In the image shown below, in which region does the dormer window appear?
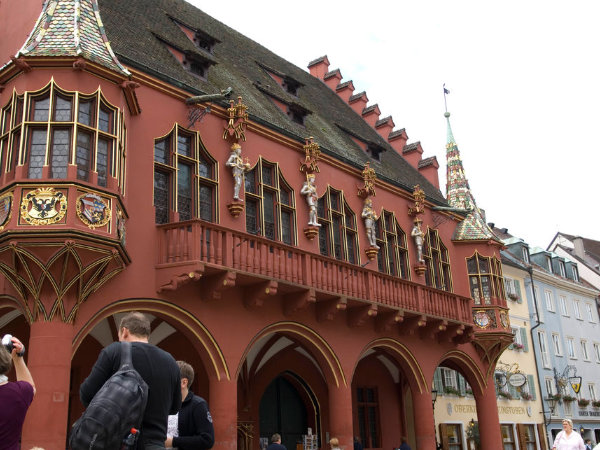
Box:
[282,77,300,96]
[558,260,566,277]
[546,255,552,273]
[572,265,579,282]
[183,53,211,78]
[522,246,530,263]
[287,104,307,126]
[366,145,383,161]
[194,31,217,53]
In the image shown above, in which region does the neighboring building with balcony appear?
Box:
[0,1,513,449]
[502,236,600,446]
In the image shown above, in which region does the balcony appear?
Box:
[156,220,474,337]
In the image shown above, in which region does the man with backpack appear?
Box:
[79,312,182,449]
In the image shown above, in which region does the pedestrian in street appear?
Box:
[0,335,35,450]
[399,437,411,450]
[267,434,287,450]
[165,360,214,450]
[329,438,341,450]
[80,311,181,449]
[552,418,585,450]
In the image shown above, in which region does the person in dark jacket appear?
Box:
[266,433,286,450]
[80,312,181,450]
[165,360,215,450]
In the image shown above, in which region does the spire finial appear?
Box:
[443,84,450,113]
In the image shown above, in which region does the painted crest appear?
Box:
[20,187,67,225]
[76,193,111,229]
[0,192,13,231]
[499,311,509,329]
[473,310,490,329]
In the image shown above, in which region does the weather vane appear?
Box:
[443,84,450,113]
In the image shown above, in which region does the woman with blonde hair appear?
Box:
[329,437,341,450]
[552,418,585,450]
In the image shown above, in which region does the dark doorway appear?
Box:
[260,375,308,450]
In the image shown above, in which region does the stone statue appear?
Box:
[300,174,321,227]
[361,198,379,249]
[225,143,251,201]
[411,222,425,263]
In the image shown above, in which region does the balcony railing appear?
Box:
[156,220,473,324]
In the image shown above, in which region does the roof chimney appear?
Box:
[417,156,440,189]
[362,104,381,127]
[336,80,355,103]
[307,55,330,79]
[323,69,342,90]
[573,236,585,259]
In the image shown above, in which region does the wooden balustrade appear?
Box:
[156,220,473,323]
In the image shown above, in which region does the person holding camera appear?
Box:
[0,335,36,450]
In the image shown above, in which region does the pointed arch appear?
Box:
[436,349,487,396]
[236,321,346,388]
[72,298,229,381]
[355,337,427,394]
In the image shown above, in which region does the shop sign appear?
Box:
[508,373,526,387]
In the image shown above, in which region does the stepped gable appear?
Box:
[444,111,500,242]
[18,0,129,76]
[97,0,446,205]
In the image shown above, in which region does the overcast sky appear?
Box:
[190,0,598,250]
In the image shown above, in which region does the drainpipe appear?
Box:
[527,265,552,448]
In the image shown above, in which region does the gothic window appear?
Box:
[317,187,358,264]
[466,252,504,305]
[153,124,218,224]
[244,158,295,245]
[0,81,126,192]
[375,210,409,279]
[423,228,452,291]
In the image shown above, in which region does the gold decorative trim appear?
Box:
[76,192,111,229]
[0,192,14,231]
[20,187,67,225]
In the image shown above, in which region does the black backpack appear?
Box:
[69,342,149,450]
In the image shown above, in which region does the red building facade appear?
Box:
[0,1,512,449]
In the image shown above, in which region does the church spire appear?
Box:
[443,104,498,242]
[16,0,129,76]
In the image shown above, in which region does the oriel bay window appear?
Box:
[317,187,358,264]
[466,252,504,305]
[423,228,452,291]
[375,210,409,278]
[153,124,218,224]
[0,80,126,192]
[244,158,295,245]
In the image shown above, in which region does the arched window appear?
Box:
[0,81,126,192]
[423,228,452,291]
[317,187,358,264]
[467,252,505,305]
[375,210,409,278]
[153,124,217,224]
[244,158,295,245]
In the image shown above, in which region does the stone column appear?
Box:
[475,378,503,449]
[21,319,74,450]
[210,377,238,450]
[412,390,437,450]
[328,384,354,450]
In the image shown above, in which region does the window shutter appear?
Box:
[516,424,527,450]
[514,279,522,303]
[521,328,529,352]
[433,368,444,394]
[439,424,449,449]
[527,375,536,400]
[458,373,466,396]
[537,423,549,450]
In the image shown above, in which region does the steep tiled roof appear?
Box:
[96,0,447,204]
[18,0,130,76]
